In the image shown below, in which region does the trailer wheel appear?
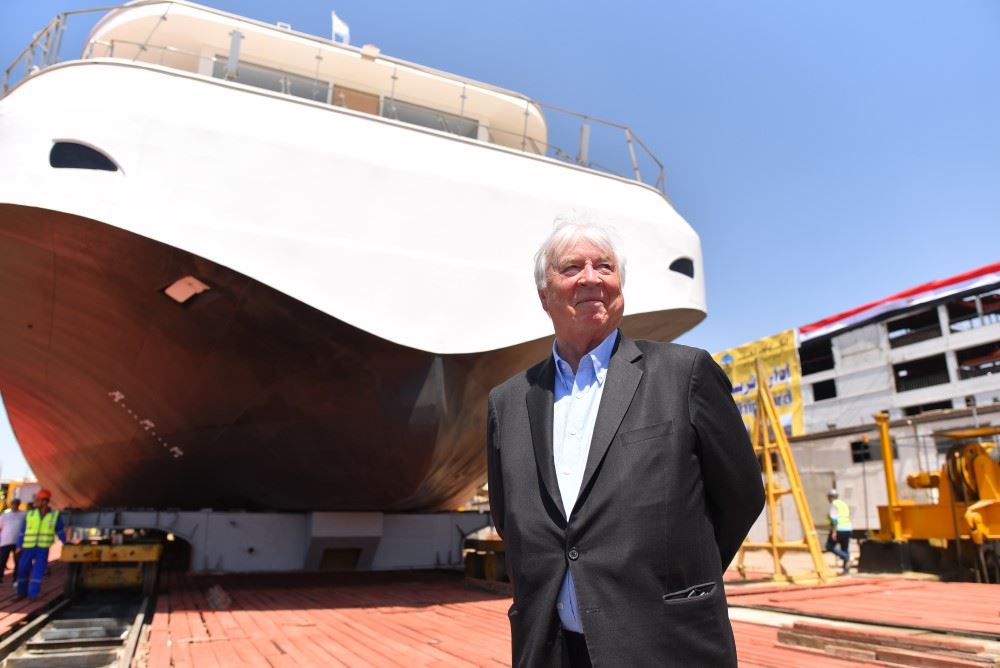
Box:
[141,562,158,597]
[984,544,1000,584]
[64,562,81,599]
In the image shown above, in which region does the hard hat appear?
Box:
[35,489,52,501]
[827,488,838,497]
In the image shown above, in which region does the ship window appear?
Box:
[799,337,834,375]
[886,308,941,348]
[812,379,837,402]
[213,57,329,103]
[382,98,478,138]
[669,257,695,278]
[893,354,950,392]
[49,142,118,171]
[332,85,379,115]
[956,340,1000,380]
[903,400,953,416]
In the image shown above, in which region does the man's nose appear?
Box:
[578,263,599,283]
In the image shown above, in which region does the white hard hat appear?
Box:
[827,488,838,497]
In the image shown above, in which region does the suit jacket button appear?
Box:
[568,548,579,561]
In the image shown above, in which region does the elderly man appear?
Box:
[487,219,764,667]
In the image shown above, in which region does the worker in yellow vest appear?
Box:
[16,489,66,601]
[825,488,852,575]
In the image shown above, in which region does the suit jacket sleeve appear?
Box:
[486,393,505,539]
[689,349,764,568]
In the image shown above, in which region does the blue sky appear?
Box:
[2,1,999,477]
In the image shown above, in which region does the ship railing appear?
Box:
[2,3,668,196]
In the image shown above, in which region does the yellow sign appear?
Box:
[713,329,803,436]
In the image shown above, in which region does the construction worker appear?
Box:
[16,490,66,600]
[0,499,26,583]
[825,488,852,575]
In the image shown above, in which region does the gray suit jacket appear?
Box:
[487,336,764,667]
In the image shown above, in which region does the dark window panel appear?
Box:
[887,309,941,349]
[893,354,950,392]
[382,98,478,139]
[812,379,837,402]
[956,340,1000,380]
[800,337,834,375]
[902,400,953,416]
[850,438,896,463]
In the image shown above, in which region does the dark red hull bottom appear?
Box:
[0,204,550,511]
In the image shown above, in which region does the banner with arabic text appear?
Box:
[712,329,803,436]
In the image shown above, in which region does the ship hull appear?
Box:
[0,58,706,511]
[0,203,557,510]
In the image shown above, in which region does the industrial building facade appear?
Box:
[733,262,1000,536]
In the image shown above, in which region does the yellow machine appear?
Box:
[62,530,163,598]
[861,416,1000,582]
[1,480,40,507]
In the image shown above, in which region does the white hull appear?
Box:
[0,60,705,353]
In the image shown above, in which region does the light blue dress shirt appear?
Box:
[551,329,618,633]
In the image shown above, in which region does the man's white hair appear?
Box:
[533,213,626,290]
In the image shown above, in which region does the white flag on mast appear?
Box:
[331,11,350,45]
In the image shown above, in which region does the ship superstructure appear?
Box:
[0,1,706,511]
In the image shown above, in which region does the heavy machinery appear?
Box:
[62,528,163,598]
[859,415,1000,582]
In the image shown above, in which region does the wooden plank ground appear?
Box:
[141,570,888,668]
[0,545,66,639]
[726,576,1000,637]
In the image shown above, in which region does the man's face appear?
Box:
[539,239,624,342]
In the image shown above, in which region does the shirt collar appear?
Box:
[552,329,619,387]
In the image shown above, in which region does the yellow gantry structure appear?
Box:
[736,359,835,583]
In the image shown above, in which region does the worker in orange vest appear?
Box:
[16,490,66,600]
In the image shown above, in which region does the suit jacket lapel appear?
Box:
[525,356,567,520]
[573,336,643,516]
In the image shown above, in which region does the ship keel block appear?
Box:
[65,510,490,573]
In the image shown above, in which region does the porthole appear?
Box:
[49,142,119,171]
[669,257,695,279]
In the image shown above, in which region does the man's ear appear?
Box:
[538,289,549,313]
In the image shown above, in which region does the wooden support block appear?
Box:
[874,646,994,668]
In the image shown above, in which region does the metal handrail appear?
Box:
[2,1,669,194]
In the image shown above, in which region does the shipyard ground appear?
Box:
[1,548,998,667]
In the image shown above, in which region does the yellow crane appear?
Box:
[862,417,1000,583]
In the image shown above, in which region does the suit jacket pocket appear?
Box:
[661,580,717,605]
[619,420,673,446]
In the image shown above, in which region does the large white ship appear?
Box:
[0,0,706,511]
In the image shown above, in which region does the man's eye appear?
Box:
[561,266,581,276]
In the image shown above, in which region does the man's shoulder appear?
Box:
[490,357,548,401]
[630,338,707,368]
